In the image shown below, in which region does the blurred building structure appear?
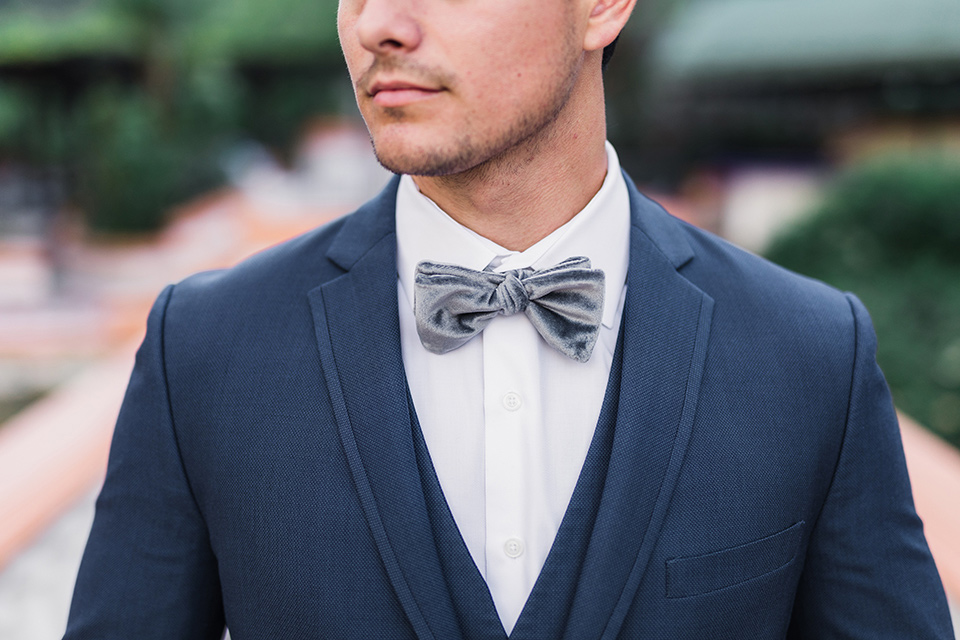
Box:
[649,0,960,161]
[640,0,960,249]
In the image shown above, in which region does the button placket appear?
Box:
[481,310,544,630]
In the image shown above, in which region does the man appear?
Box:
[65,0,954,638]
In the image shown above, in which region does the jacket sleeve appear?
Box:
[787,294,955,638]
[64,285,225,639]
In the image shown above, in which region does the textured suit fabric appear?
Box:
[64,174,954,639]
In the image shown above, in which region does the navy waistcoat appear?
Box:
[409,330,625,639]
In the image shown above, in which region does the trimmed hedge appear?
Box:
[766,155,960,448]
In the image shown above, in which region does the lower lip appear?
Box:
[372,88,442,108]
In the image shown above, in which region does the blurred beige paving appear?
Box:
[0,489,96,639]
[900,413,960,604]
[0,346,134,571]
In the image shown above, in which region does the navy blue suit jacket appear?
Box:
[65,175,954,638]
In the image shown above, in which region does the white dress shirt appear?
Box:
[396,142,631,635]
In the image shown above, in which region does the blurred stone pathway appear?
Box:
[0,489,96,640]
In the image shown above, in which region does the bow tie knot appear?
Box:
[494,270,532,316]
[414,256,605,362]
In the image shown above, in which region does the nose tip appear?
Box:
[355,1,423,54]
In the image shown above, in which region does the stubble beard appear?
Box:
[365,49,583,179]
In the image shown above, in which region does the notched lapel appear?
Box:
[563,188,715,640]
[307,183,462,640]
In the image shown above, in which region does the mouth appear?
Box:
[367,79,444,108]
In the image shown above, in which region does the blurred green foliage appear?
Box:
[185,0,341,63]
[0,6,138,63]
[0,0,343,233]
[71,85,230,231]
[766,155,960,447]
[0,83,30,149]
[0,0,340,64]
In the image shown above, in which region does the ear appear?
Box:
[582,0,637,53]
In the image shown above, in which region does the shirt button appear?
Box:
[502,392,522,412]
[504,538,524,559]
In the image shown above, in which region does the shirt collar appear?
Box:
[396,141,630,329]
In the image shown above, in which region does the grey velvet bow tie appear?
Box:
[413,256,605,363]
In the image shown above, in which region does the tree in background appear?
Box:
[0,0,342,233]
[766,154,960,447]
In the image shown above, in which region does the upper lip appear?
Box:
[368,79,441,96]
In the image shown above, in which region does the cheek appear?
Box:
[336,11,363,81]
[472,40,567,108]
[340,45,367,88]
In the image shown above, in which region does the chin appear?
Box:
[370,135,480,177]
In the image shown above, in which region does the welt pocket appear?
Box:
[665,520,805,598]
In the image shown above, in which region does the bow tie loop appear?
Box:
[414,257,605,362]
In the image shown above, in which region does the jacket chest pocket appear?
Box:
[665,521,805,598]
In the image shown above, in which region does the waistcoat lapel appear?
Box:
[410,332,621,640]
[508,326,625,640]
[307,178,461,640]
[561,178,715,640]
[410,394,508,640]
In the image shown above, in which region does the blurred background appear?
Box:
[0,0,958,636]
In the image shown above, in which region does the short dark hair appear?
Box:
[601,36,620,71]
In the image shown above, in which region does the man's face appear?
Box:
[338,0,588,177]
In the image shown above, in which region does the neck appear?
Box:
[411,62,609,252]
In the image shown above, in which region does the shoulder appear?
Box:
[169,214,350,317]
[164,176,400,325]
[627,184,867,417]
[141,182,397,379]
[631,192,872,467]
[139,216,352,385]
[683,221,853,327]
[632,185,857,342]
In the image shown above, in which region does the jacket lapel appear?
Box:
[563,177,715,640]
[307,178,462,640]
